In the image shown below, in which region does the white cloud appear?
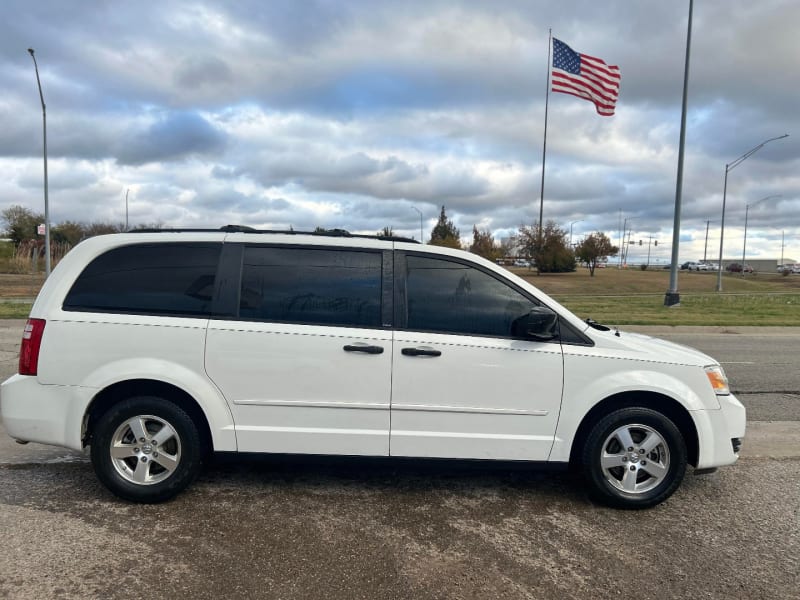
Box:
[1,0,798,263]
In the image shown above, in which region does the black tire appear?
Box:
[581,407,687,509]
[90,396,202,503]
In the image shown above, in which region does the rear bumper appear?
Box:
[692,393,746,470]
[0,374,96,450]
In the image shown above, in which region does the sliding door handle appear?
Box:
[401,347,442,357]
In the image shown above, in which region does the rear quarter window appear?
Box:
[63,243,221,317]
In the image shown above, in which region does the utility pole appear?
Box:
[781,230,785,267]
[645,235,657,268]
[703,220,710,262]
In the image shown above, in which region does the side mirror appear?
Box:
[512,307,558,341]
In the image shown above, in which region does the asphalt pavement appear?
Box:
[1,321,798,599]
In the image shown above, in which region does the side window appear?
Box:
[63,243,221,317]
[240,247,382,328]
[405,255,541,337]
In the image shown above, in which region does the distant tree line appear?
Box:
[3,201,618,277]
[1,205,161,247]
[388,205,619,276]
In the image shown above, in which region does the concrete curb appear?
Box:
[739,421,800,459]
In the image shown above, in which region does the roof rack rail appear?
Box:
[128,225,420,243]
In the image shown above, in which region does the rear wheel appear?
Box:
[90,397,202,503]
[582,407,687,509]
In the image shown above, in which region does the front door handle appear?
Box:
[401,347,442,357]
[343,344,384,354]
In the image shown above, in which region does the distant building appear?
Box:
[721,258,796,272]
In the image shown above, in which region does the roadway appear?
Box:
[0,321,798,599]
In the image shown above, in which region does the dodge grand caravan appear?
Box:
[0,227,746,508]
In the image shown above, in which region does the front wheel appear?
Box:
[90,397,202,503]
[582,407,687,509]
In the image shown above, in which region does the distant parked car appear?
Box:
[702,262,720,271]
[726,263,753,273]
[685,262,709,271]
[777,264,800,274]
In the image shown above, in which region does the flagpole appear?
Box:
[538,29,552,237]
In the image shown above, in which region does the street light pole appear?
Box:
[27,48,51,277]
[569,220,583,247]
[412,206,423,243]
[664,0,693,307]
[715,134,789,292]
[742,195,780,276]
[125,188,130,231]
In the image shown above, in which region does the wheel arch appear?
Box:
[83,379,215,460]
[568,391,699,468]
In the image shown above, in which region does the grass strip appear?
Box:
[557,293,800,326]
[0,302,34,319]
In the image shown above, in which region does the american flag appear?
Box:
[551,38,621,116]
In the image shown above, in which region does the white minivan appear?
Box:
[0,228,745,508]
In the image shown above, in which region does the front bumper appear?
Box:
[692,392,747,470]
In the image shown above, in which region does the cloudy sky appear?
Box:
[2,0,798,263]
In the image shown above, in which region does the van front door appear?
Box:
[390,253,564,461]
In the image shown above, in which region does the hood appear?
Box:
[583,328,718,367]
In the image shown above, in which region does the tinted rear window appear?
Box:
[63,243,221,317]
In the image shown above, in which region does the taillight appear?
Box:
[19,318,46,376]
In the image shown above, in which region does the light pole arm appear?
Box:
[28,50,46,112]
[727,134,789,173]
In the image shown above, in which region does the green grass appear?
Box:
[0,302,33,319]
[507,267,800,326]
[558,293,800,326]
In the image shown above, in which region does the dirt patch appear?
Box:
[0,273,44,298]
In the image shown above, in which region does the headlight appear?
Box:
[705,365,730,395]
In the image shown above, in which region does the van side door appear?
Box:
[205,244,392,456]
